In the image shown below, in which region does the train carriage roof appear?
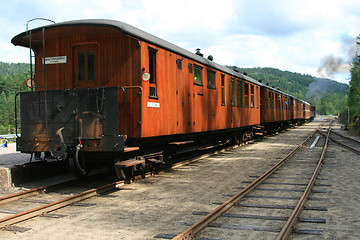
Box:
[12,19,261,85]
[12,19,310,104]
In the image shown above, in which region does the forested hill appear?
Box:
[0,62,29,94]
[229,66,349,115]
[0,62,30,134]
[230,66,348,100]
[0,62,29,76]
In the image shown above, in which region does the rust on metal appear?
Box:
[0,180,124,229]
[0,187,46,205]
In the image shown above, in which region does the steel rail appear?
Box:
[0,139,234,229]
[330,129,360,144]
[0,122,326,232]
[172,122,324,240]
[276,122,331,239]
[317,129,360,155]
[0,180,125,229]
[0,187,46,205]
[0,175,103,205]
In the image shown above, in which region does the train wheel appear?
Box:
[242,133,248,142]
[248,131,254,139]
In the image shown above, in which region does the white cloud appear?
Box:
[1,0,360,83]
[139,0,235,33]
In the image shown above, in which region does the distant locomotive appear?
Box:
[12,19,314,177]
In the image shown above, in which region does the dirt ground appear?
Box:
[0,118,359,239]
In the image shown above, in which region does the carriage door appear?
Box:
[176,59,192,134]
[73,44,99,88]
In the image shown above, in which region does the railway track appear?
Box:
[155,121,333,239]
[3,119,355,238]
[318,127,360,155]
[0,139,242,232]
[0,173,124,232]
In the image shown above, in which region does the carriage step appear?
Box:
[115,158,145,180]
[124,147,139,153]
[115,159,145,168]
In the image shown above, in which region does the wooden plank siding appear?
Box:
[139,42,260,138]
[304,103,311,119]
[30,26,142,138]
[260,87,293,124]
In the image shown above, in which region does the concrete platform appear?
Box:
[0,143,68,189]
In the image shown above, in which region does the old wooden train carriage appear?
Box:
[293,98,305,120]
[12,19,262,174]
[310,106,316,120]
[259,85,293,126]
[303,101,312,120]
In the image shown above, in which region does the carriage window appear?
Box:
[278,95,281,109]
[149,48,158,98]
[194,65,203,85]
[237,80,242,107]
[230,78,235,106]
[78,52,85,81]
[244,82,249,108]
[78,51,95,81]
[250,85,255,108]
[176,59,182,70]
[207,69,216,89]
[88,51,95,80]
[188,63,193,73]
[221,74,225,106]
[273,93,276,109]
[288,98,290,109]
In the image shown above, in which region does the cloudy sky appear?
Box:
[1,0,359,84]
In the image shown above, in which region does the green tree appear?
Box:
[347,35,360,133]
[0,62,30,134]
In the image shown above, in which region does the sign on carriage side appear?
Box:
[42,56,67,64]
[147,102,160,108]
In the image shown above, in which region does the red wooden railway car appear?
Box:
[310,106,316,120]
[292,98,304,120]
[259,85,293,126]
[12,19,262,175]
[259,83,312,127]
[303,101,312,120]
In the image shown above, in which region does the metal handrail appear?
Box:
[26,18,55,141]
[26,18,55,33]
[118,87,126,135]
[14,92,21,138]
